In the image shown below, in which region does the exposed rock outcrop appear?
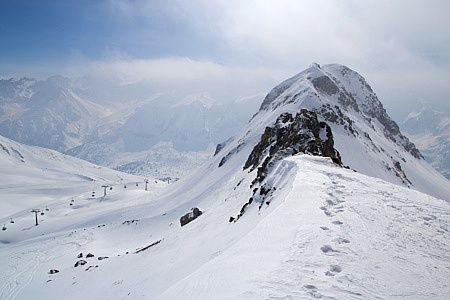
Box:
[180,207,203,227]
[244,109,342,177]
[230,109,342,222]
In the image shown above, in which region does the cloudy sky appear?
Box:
[1,0,449,119]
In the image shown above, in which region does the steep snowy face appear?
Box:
[260,63,421,160]
[216,63,450,201]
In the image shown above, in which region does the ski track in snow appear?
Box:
[1,242,51,299]
[0,230,93,299]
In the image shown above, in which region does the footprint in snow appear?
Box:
[422,215,436,222]
[325,265,342,276]
[320,206,333,217]
[320,245,337,253]
[333,237,350,244]
[304,284,317,289]
[304,285,322,298]
[326,199,336,206]
[331,220,343,225]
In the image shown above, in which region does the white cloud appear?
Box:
[4,0,449,120]
[191,0,450,118]
[79,57,284,103]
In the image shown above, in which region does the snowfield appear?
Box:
[1,155,449,299]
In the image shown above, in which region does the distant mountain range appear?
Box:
[1,66,449,184]
[0,76,260,180]
[402,108,450,180]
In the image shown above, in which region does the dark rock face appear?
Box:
[311,76,339,96]
[180,207,203,227]
[244,109,342,175]
[229,109,342,222]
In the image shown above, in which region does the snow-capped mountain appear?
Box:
[68,93,257,155]
[1,64,450,299]
[0,77,259,180]
[215,63,449,201]
[402,108,450,180]
[0,76,106,152]
[64,93,258,180]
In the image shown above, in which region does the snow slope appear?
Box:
[1,155,449,299]
[161,156,450,299]
[0,135,159,219]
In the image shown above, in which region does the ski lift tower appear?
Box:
[144,179,149,191]
[31,209,40,226]
[101,185,109,196]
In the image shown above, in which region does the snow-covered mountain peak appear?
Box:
[258,63,421,158]
[262,63,371,112]
[217,64,449,201]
